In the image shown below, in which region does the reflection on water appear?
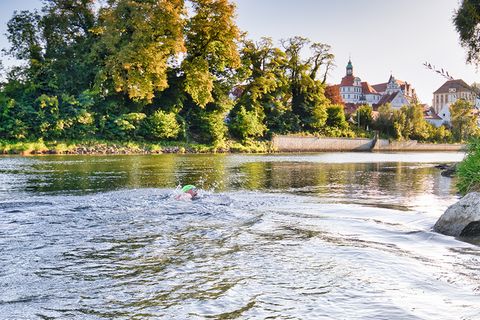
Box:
[0,153,462,216]
[0,153,463,197]
[1,152,479,319]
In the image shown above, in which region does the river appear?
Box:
[0,152,479,319]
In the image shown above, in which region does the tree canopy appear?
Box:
[0,0,466,146]
[454,0,480,66]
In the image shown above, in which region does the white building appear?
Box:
[432,79,480,124]
[339,60,417,110]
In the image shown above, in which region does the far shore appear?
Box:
[0,137,467,156]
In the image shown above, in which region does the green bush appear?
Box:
[325,104,348,129]
[141,110,181,140]
[229,106,266,142]
[188,110,228,147]
[113,113,146,139]
[457,138,480,195]
[355,105,373,130]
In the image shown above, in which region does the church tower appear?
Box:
[346,59,353,76]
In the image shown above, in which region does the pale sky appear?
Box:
[0,0,477,104]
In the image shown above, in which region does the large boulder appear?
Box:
[434,192,480,237]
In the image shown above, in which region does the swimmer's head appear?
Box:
[181,185,198,197]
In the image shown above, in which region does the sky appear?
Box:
[0,0,477,104]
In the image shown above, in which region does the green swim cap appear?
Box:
[181,185,196,193]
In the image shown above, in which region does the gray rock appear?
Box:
[440,163,457,177]
[434,192,480,237]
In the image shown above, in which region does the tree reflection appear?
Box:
[12,155,455,203]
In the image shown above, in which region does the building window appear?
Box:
[348,94,350,99]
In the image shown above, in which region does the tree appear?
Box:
[6,1,99,95]
[355,105,373,130]
[454,0,480,66]
[40,0,98,95]
[97,0,185,102]
[231,37,290,137]
[392,104,430,141]
[229,106,266,142]
[182,0,241,107]
[180,0,241,146]
[281,36,332,132]
[325,85,343,105]
[374,104,395,137]
[450,99,479,141]
[325,104,348,129]
[141,110,181,140]
[5,10,43,62]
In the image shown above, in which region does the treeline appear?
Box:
[358,100,479,143]
[0,0,477,147]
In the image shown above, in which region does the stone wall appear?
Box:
[272,135,466,152]
[271,136,374,152]
[372,139,466,152]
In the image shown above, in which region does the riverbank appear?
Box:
[0,140,273,155]
[0,136,468,155]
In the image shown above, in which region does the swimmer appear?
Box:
[175,185,199,201]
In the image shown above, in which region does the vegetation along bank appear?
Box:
[1,0,479,152]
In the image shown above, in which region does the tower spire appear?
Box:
[346,58,353,76]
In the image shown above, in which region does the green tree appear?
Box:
[450,99,479,141]
[181,0,241,145]
[355,105,373,130]
[392,104,430,141]
[6,1,98,95]
[229,106,266,142]
[325,104,348,129]
[374,104,395,137]
[281,36,333,132]
[40,0,98,95]
[182,0,241,107]
[141,110,181,140]
[97,0,185,102]
[454,0,480,66]
[231,37,289,137]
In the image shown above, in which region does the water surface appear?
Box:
[1,152,479,319]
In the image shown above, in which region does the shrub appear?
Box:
[113,113,146,139]
[141,110,180,140]
[457,138,480,195]
[229,106,266,142]
[325,104,348,129]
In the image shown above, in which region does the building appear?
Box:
[338,60,417,110]
[432,79,480,124]
[423,105,444,127]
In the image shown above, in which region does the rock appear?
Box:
[440,163,457,177]
[434,192,480,237]
[435,163,457,178]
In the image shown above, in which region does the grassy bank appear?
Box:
[457,138,480,195]
[0,139,273,155]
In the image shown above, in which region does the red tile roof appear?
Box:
[340,75,360,86]
[361,82,378,94]
[376,92,398,106]
[343,103,362,114]
[372,83,387,93]
[372,80,406,93]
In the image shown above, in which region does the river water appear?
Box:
[0,152,479,319]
